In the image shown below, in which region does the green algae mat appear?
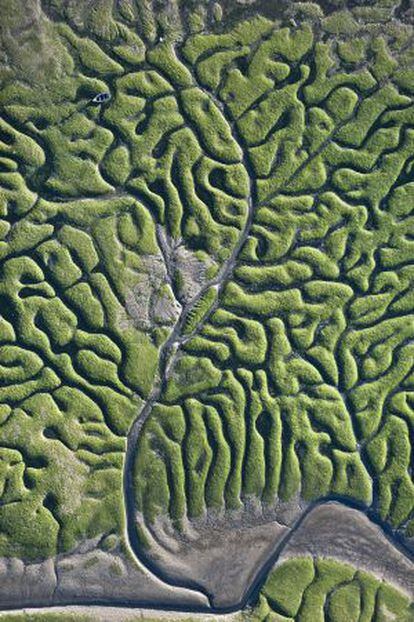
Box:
[0,0,414,619]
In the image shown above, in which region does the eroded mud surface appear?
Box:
[0,0,414,618]
[278,502,414,597]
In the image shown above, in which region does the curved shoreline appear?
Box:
[121,39,258,609]
[0,497,412,616]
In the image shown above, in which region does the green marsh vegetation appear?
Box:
[250,557,414,621]
[0,0,413,613]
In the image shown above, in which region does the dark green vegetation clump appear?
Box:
[251,557,414,621]
[0,0,413,612]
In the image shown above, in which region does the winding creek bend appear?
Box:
[0,0,413,616]
[122,47,258,605]
[0,498,412,615]
[119,48,414,613]
[119,42,414,615]
[120,490,414,613]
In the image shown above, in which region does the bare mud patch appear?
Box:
[135,497,305,608]
[277,502,414,598]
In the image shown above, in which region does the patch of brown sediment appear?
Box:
[173,244,214,303]
[120,254,181,331]
[54,536,207,606]
[0,536,208,609]
[156,228,215,304]
[135,497,305,609]
[0,556,56,607]
[277,502,414,598]
[0,605,238,621]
